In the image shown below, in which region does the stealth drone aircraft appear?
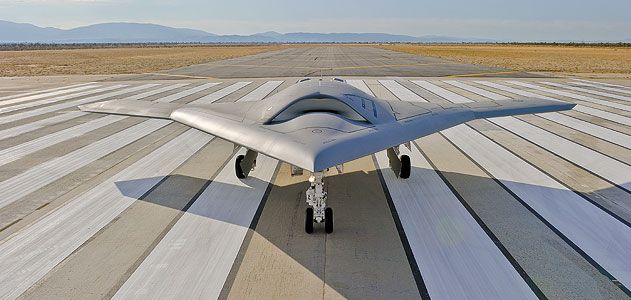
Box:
[80,78,575,233]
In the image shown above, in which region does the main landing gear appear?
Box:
[235,149,258,179]
[234,145,411,235]
[305,171,333,234]
[387,145,411,179]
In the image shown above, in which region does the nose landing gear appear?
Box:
[305,171,333,234]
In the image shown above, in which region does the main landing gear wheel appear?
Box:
[324,207,333,234]
[235,155,246,179]
[387,147,411,179]
[400,154,411,179]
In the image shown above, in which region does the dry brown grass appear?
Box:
[377,44,631,77]
[0,45,288,77]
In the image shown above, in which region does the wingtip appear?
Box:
[77,102,101,112]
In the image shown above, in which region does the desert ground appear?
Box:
[0,44,288,77]
[378,44,631,78]
[1,44,630,78]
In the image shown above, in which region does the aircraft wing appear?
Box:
[80,97,574,172]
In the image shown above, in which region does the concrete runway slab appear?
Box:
[225,158,420,299]
[124,46,540,80]
[0,66,630,299]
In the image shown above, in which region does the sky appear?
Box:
[1,0,630,41]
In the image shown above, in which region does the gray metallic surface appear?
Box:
[80,79,575,172]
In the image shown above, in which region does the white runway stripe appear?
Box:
[0,84,154,126]
[474,81,631,127]
[0,81,238,209]
[441,124,631,291]
[508,81,631,112]
[0,119,170,210]
[537,112,631,149]
[367,79,535,298]
[239,80,283,102]
[0,82,94,102]
[375,148,536,300]
[154,82,221,103]
[0,129,212,300]
[0,115,127,166]
[196,81,252,103]
[413,80,471,103]
[0,82,225,162]
[443,81,631,149]
[379,80,427,102]
[0,83,210,144]
[572,106,631,127]
[443,80,507,101]
[0,85,115,114]
[115,149,277,299]
[571,82,631,96]
[573,79,631,91]
[0,81,250,297]
[124,83,189,100]
[0,84,99,107]
[114,81,280,299]
[491,117,631,190]
[416,80,631,191]
[346,79,373,95]
[542,82,631,102]
[0,111,85,141]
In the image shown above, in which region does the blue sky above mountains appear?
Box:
[0,0,629,41]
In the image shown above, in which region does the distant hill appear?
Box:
[0,21,218,43]
[0,20,495,43]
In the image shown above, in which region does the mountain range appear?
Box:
[0,20,496,43]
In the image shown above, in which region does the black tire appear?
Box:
[305,207,314,234]
[400,155,411,179]
[235,155,246,179]
[324,207,333,234]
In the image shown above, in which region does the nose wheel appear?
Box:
[305,171,333,234]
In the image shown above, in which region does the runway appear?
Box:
[125,46,539,80]
[0,73,630,299]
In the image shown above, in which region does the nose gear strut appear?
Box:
[305,171,333,234]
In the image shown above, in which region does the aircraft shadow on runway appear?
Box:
[114,166,629,299]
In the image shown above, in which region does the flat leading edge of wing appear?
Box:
[79,97,575,172]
